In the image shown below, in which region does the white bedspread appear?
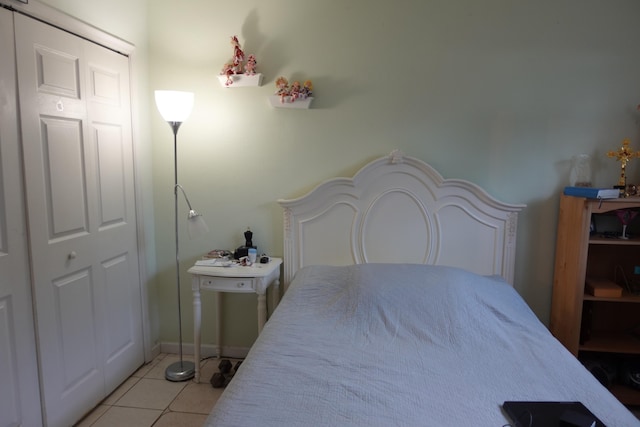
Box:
[206,264,639,426]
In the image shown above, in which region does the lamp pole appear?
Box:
[165,120,196,381]
[155,90,197,382]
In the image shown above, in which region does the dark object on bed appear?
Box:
[502,401,605,427]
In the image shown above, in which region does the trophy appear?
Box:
[615,210,639,239]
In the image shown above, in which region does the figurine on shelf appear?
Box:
[217,36,261,87]
[275,76,289,103]
[244,54,257,75]
[607,138,639,197]
[231,36,245,74]
[615,209,639,239]
[301,80,313,99]
[220,62,235,86]
[289,81,301,102]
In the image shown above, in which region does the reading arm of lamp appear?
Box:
[176,184,209,239]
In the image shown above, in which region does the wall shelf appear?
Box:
[268,95,313,109]
[217,73,263,87]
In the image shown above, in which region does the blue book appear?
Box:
[563,186,619,199]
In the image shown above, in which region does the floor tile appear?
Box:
[74,404,109,426]
[153,411,209,427]
[199,358,219,383]
[169,380,225,414]
[89,406,162,427]
[114,378,186,410]
[72,353,229,426]
[103,376,140,405]
[131,361,156,378]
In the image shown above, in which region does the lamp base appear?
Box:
[165,360,195,382]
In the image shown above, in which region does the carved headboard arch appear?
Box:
[278,150,525,290]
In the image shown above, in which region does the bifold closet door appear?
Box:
[15,13,144,427]
[0,7,43,427]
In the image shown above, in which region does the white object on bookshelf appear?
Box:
[217,73,263,87]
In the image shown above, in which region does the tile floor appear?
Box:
[74,353,235,427]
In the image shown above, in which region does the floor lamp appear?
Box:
[155,90,209,382]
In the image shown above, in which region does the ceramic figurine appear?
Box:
[244,54,257,75]
[275,76,289,103]
[220,62,234,86]
[301,80,313,99]
[230,36,245,74]
[289,81,301,102]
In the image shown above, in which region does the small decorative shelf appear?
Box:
[268,96,313,109]
[217,73,263,88]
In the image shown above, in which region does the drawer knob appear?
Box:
[237,282,245,288]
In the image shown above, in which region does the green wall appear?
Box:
[42,0,640,352]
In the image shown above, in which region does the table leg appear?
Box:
[192,278,201,383]
[272,278,281,309]
[215,291,222,359]
[257,292,267,333]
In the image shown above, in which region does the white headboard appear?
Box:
[278,150,525,289]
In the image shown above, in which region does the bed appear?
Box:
[205,151,639,426]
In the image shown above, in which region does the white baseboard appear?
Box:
[147,341,161,363]
[159,341,250,359]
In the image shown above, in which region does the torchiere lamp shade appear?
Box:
[154,90,194,123]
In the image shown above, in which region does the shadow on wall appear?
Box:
[237,9,362,109]
[516,194,560,325]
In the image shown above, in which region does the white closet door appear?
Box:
[0,8,43,427]
[15,13,143,427]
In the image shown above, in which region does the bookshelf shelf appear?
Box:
[551,195,640,405]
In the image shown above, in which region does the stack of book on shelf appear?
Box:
[563,186,619,199]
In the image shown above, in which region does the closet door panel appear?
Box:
[0,300,21,427]
[16,16,104,426]
[42,117,89,237]
[36,45,81,98]
[15,13,143,427]
[0,7,43,427]
[85,36,143,393]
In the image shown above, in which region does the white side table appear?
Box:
[189,257,282,383]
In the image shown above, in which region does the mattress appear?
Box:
[206,264,639,426]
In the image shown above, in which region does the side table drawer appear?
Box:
[199,276,255,293]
